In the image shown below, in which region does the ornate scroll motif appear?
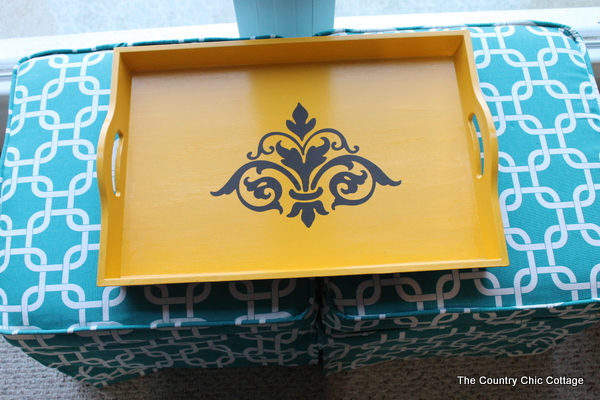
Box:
[211,103,401,227]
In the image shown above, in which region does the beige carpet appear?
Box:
[1,322,599,399]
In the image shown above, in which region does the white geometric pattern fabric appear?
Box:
[319,23,600,372]
[0,41,317,386]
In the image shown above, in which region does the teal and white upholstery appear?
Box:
[1,22,599,387]
[317,23,600,373]
[0,39,318,387]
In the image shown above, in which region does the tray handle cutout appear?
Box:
[468,113,484,177]
[97,111,128,204]
[466,101,498,188]
[111,131,125,196]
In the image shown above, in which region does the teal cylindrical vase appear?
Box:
[233,0,336,38]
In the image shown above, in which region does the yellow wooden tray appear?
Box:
[97,31,509,286]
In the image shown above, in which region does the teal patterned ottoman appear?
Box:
[318,22,600,373]
[2,21,600,387]
[0,39,318,387]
